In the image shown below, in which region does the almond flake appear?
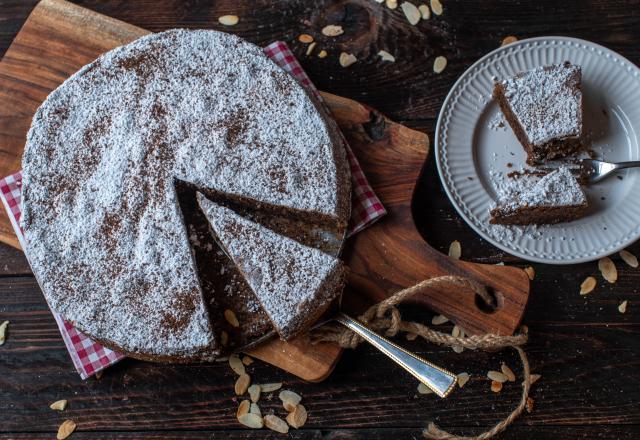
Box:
[279,390,302,411]
[501,364,516,382]
[0,320,8,345]
[430,0,443,15]
[524,266,535,280]
[490,380,502,393]
[306,42,317,56]
[431,314,449,325]
[528,374,541,385]
[235,373,251,395]
[238,413,264,429]
[433,56,447,73]
[57,420,76,440]
[250,402,261,417]
[298,34,314,44]
[525,397,534,413]
[620,250,638,268]
[248,384,261,402]
[322,25,344,37]
[259,382,283,393]
[401,2,421,25]
[378,50,396,62]
[264,414,289,433]
[50,400,68,411]
[419,4,431,19]
[218,15,239,26]
[598,257,617,283]
[221,331,229,346]
[417,382,433,394]
[224,309,240,327]
[318,50,328,58]
[451,325,461,338]
[618,300,628,314]
[386,0,398,9]
[242,355,253,366]
[580,276,596,295]
[405,332,418,341]
[229,354,245,375]
[457,372,470,388]
[339,52,357,68]
[237,400,250,418]
[448,240,461,259]
[452,345,464,353]
[487,370,508,383]
[286,403,308,428]
[501,35,518,46]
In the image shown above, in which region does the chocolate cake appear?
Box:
[490,167,588,225]
[493,62,583,165]
[198,194,345,340]
[21,30,350,361]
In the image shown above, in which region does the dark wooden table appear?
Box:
[1,1,639,439]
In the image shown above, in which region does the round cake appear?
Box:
[21,29,350,361]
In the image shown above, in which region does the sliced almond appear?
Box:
[238,413,263,429]
[279,390,302,411]
[457,372,470,388]
[237,399,250,418]
[417,382,433,394]
[286,403,308,428]
[242,355,253,366]
[618,300,628,314]
[525,397,534,413]
[378,50,396,62]
[386,0,398,9]
[235,373,251,395]
[501,36,518,46]
[322,25,344,37]
[451,325,461,338]
[306,42,317,56]
[0,320,8,345]
[339,52,357,68]
[620,250,638,268]
[259,382,283,393]
[318,50,328,59]
[580,276,597,295]
[56,420,76,440]
[298,34,314,44]
[401,2,421,25]
[487,370,508,383]
[431,314,449,325]
[524,266,535,280]
[433,56,447,74]
[229,354,245,375]
[448,240,461,259]
[220,331,229,346]
[264,414,289,433]
[50,399,68,411]
[490,380,502,393]
[452,345,464,353]
[224,309,240,327]
[250,402,262,417]
[419,4,431,19]
[218,15,239,26]
[528,374,541,385]
[598,257,617,283]
[248,384,261,402]
[429,0,443,15]
[501,363,516,382]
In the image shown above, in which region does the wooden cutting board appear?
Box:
[0,0,530,382]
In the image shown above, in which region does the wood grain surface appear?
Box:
[0,1,639,439]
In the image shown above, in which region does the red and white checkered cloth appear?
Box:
[0,41,385,379]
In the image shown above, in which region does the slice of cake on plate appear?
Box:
[197,193,345,340]
[490,166,588,225]
[493,62,583,165]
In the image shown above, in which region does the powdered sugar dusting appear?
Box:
[20,30,349,358]
[501,63,582,146]
[198,194,343,340]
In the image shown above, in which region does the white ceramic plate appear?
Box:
[436,37,640,264]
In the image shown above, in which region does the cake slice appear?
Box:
[490,167,588,225]
[197,193,344,340]
[493,62,583,165]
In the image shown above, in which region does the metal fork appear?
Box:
[579,159,640,184]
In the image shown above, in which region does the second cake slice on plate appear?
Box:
[197,193,345,341]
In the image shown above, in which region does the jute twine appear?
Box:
[310,275,531,440]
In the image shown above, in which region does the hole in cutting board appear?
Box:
[474,287,502,314]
